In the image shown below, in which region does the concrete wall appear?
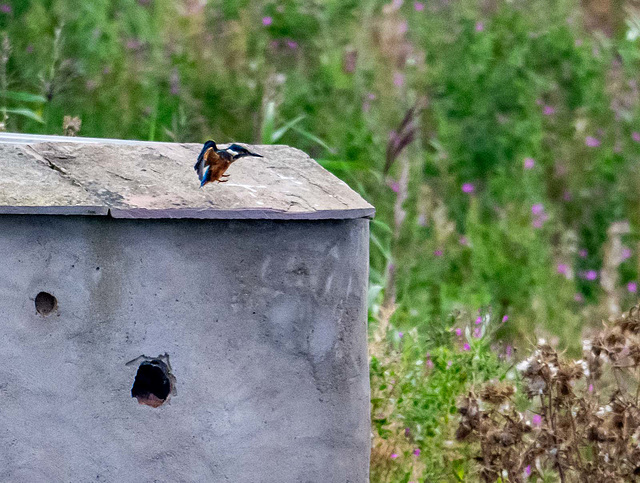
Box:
[0,216,370,482]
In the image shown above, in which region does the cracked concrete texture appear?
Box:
[0,137,375,219]
[0,144,106,215]
[0,216,370,482]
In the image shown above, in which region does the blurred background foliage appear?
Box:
[5,0,640,479]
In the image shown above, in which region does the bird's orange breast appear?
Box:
[204,148,232,182]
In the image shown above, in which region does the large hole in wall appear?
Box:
[35,292,57,316]
[129,355,175,408]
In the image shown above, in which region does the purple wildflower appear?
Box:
[126,39,143,50]
[459,236,469,246]
[574,293,584,303]
[475,316,482,325]
[0,4,11,14]
[414,1,424,11]
[455,328,462,337]
[405,427,411,436]
[502,315,509,323]
[633,132,640,143]
[531,209,549,228]
[524,157,535,169]
[262,16,273,26]
[543,105,555,116]
[506,345,512,357]
[532,414,542,427]
[579,249,588,258]
[462,343,470,351]
[393,72,405,87]
[434,249,443,257]
[363,93,376,112]
[588,384,594,393]
[563,190,572,201]
[473,327,481,338]
[475,22,484,32]
[389,181,400,193]
[413,448,421,456]
[286,40,298,49]
[628,282,637,293]
[426,358,434,369]
[525,465,532,477]
[462,183,475,194]
[583,270,598,281]
[585,136,601,147]
[557,264,568,275]
[398,331,404,339]
[622,247,632,260]
[390,453,398,459]
[398,21,408,34]
[531,203,544,216]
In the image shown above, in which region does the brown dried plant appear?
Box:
[458,303,640,482]
[62,116,81,136]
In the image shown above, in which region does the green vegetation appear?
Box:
[5,0,640,480]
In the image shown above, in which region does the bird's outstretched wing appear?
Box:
[194,140,216,181]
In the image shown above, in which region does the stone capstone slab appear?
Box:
[0,135,375,220]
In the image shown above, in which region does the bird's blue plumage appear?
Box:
[227,143,245,152]
[195,140,216,171]
[199,166,210,187]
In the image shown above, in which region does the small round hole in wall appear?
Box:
[35,292,57,316]
[131,358,174,408]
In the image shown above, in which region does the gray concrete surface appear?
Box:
[0,134,375,220]
[0,215,370,482]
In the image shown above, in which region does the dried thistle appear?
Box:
[62,116,81,136]
[461,303,640,482]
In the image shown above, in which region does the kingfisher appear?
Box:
[194,140,263,187]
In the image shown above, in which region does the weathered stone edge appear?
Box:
[0,205,375,219]
[109,207,376,220]
[0,205,109,216]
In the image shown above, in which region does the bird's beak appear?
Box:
[236,151,263,159]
